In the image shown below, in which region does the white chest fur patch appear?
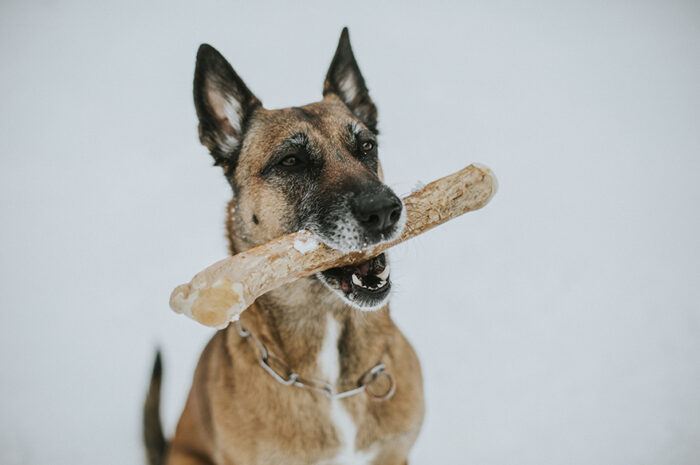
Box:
[315,316,377,465]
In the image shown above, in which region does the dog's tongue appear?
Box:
[335,253,390,294]
[356,261,371,276]
[341,258,373,292]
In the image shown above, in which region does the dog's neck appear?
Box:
[241,276,394,380]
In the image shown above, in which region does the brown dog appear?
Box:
[144,28,424,465]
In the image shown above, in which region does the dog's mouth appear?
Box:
[316,253,391,310]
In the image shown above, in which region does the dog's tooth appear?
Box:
[376,266,390,281]
[352,274,363,286]
[377,279,387,288]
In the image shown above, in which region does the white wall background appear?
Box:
[1,1,699,464]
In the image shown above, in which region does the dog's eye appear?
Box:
[361,141,375,152]
[279,155,300,167]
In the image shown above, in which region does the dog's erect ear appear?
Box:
[193,44,261,167]
[323,28,378,133]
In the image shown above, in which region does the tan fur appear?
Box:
[168,97,424,464]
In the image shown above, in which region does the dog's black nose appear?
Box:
[352,191,402,232]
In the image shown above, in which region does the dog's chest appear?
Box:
[313,316,378,465]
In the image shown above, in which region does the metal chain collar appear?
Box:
[235,321,395,401]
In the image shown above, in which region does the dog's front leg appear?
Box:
[166,383,218,465]
[165,449,215,465]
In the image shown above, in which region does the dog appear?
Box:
[144,28,424,465]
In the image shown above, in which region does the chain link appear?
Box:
[235,321,395,401]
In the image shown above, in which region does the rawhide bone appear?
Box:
[170,163,497,328]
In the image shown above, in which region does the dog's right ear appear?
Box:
[324,28,378,133]
[193,44,261,168]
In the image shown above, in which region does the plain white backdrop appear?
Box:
[1,1,699,464]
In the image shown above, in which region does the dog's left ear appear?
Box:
[193,44,261,168]
[323,28,378,133]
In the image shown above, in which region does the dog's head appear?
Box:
[193,28,403,310]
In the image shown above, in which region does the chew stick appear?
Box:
[170,163,497,328]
